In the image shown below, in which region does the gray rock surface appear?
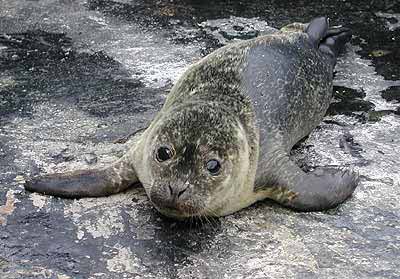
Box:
[1,0,400,278]
[199,16,277,45]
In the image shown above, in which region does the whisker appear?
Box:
[205,215,212,229]
[203,208,219,230]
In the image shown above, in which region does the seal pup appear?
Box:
[25,17,358,219]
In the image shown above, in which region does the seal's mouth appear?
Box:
[149,185,205,219]
[152,203,204,219]
[159,208,191,219]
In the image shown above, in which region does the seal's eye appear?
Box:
[206,159,221,175]
[156,146,174,162]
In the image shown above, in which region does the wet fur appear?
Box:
[25,17,358,218]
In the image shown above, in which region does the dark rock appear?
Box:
[367,110,397,122]
[381,86,400,102]
[327,86,375,118]
[328,99,375,115]
[0,31,165,118]
[333,86,367,100]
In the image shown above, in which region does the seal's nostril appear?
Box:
[178,187,187,198]
[168,184,173,196]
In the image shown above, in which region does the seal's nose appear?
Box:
[166,184,189,205]
[168,184,188,200]
[149,182,199,218]
[158,183,190,213]
[149,182,192,214]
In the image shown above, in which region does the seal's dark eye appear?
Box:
[206,159,221,175]
[156,146,174,162]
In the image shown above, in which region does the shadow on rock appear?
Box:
[130,205,223,278]
[0,30,165,118]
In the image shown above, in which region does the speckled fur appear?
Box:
[130,21,357,216]
[25,19,358,218]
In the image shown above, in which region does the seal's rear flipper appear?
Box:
[305,17,329,47]
[306,17,352,64]
[24,158,139,198]
[256,155,359,211]
[319,27,352,60]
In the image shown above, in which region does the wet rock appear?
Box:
[326,85,400,123]
[0,31,165,118]
[373,48,400,81]
[376,12,400,31]
[339,132,363,157]
[87,0,197,28]
[367,109,398,122]
[381,86,400,102]
[333,86,366,99]
[0,232,9,240]
[84,153,98,165]
[50,148,75,164]
[1,0,400,278]
[328,99,375,115]
[199,16,276,45]
[327,86,375,117]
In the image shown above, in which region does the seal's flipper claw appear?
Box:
[25,159,139,198]
[305,17,329,47]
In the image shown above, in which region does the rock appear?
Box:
[327,86,375,117]
[1,0,400,278]
[367,109,397,122]
[84,153,98,165]
[381,86,400,102]
[199,16,277,45]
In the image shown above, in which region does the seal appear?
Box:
[25,17,358,219]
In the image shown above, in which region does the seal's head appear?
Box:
[141,102,255,219]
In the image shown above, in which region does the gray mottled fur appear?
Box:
[25,18,358,218]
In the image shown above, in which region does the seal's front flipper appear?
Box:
[286,166,358,211]
[25,157,139,198]
[256,155,358,211]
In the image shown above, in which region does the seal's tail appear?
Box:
[306,17,352,64]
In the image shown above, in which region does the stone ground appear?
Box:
[1,0,400,278]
